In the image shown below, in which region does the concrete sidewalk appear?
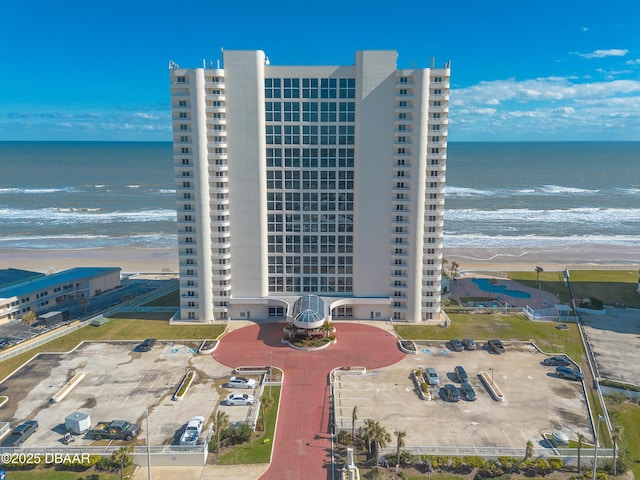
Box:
[134,464,269,480]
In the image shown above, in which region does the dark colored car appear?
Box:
[487,339,505,354]
[556,366,584,381]
[460,381,477,401]
[0,338,11,349]
[454,366,468,383]
[138,338,157,352]
[462,338,477,350]
[443,384,461,402]
[449,339,464,352]
[3,420,38,447]
[542,355,571,366]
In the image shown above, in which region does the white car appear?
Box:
[225,393,255,406]
[426,367,440,386]
[179,416,205,446]
[227,376,256,389]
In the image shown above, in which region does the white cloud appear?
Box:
[450,75,640,141]
[571,49,628,59]
[626,59,640,65]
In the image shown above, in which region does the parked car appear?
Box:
[225,393,255,406]
[138,338,157,352]
[487,339,505,354]
[542,356,571,366]
[460,381,477,401]
[179,416,205,446]
[556,323,569,330]
[443,384,461,402]
[454,366,468,383]
[0,337,12,349]
[449,339,464,352]
[2,420,38,447]
[462,338,477,350]
[426,367,439,386]
[556,366,583,381]
[227,376,256,389]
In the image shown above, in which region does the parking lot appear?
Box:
[334,342,592,450]
[0,341,259,448]
[581,307,640,387]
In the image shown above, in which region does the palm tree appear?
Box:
[395,430,406,467]
[351,406,358,446]
[576,432,585,474]
[525,440,534,460]
[535,266,544,288]
[360,419,375,459]
[370,421,391,461]
[111,445,133,480]
[451,261,459,277]
[260,394,275,432]
[22,311,36,337]
[213,410,229,453]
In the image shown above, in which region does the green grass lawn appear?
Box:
[608,401,640,479]
[0,319,225,382]
[217,386,281,464]
[142,289,180,307]
[508,269,640,308]
[0,469,119,479]
[396,313,584,359]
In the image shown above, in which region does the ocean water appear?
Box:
[0,141,639,251]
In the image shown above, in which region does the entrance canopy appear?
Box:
[292,295,326,329]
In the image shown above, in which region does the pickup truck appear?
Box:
[87,420,139,441]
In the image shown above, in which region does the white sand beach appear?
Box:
[1,243,638,275]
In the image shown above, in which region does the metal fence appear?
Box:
[377,444,613,461]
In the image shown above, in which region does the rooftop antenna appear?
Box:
[431,56,435,68]
[265,56,270,66]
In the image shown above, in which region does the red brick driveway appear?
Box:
[213,322,405,480]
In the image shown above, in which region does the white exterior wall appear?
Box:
[352,51,396,297]
[224,51,269,298]
[170,51,449,323]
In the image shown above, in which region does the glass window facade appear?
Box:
[265,77,355,294]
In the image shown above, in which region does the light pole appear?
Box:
[591,414,603,480]
[146,409,152,480]
[489,368,494,385]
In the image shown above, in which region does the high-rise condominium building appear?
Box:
[169,50,449,323]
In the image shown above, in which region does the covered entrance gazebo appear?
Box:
[283,295,334,341]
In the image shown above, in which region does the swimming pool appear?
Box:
[471,278,532,299]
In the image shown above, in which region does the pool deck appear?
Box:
[450,273,560,309]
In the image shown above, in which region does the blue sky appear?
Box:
[1,0,639,141]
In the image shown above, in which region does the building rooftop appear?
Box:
[292,295,326,329]
[0,268,44,289]
[0,267,120,300]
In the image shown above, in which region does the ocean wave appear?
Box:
[0,233,177,249]
[0,207,177,224]
[445,186,494,197]
[446,184,607,198]
[443,233,640,248]
[539,185,599,195]
[0,186,82,194]
[445,207,640,224]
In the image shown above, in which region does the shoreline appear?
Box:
[0,244,638,275]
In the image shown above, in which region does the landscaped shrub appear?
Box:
[465,455,486,469]
[336,429,349,445]
[548,457,563,470]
